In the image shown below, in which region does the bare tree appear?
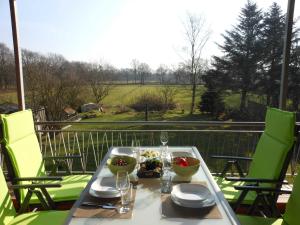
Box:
[0,43,15,90]
[137,62,151,85]
[160,85,177,110]
[131,59,139,84]
[182,13,211,114]
[156,64,168,84]
[88,64,112,105]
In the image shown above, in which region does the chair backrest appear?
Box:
[0,110,46,202]
[247,107,295,182]
[283,172,300,225]
[0,166,16,225]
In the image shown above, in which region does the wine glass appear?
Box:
[160,131,168,146]
[116,171,130,213]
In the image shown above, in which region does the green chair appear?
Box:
[0,166,68,225]
[211,107,296,208]
[238,170,300,225]
[0,109,92,208]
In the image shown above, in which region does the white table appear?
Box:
[64,146,241,225]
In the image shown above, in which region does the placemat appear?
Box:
[161,182,222,219]
[73,185,136,219]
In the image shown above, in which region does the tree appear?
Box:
[160,85,177,110]
[137,62,151,85]
[0,43,15,90]
[288,45,300,111]
[213,1,264,111]
[199,89,225,118]
[88,64,112,105]
[131,59,139,84]
[182,13,211,114]
[156,64,168,84]
[259,3,285,106]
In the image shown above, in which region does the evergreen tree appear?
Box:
[212,1,264,111]
[199,88,225,118]
[288,45,300,111]
[259,3,285,107]
[199,71,225,118]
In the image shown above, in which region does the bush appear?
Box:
[199,90,225,117]
[115,105,131,114]
[130,92,166,112]
[160,86,177,110]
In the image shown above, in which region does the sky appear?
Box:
[0,0,299,70]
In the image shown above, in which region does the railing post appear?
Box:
[145,104,148,121]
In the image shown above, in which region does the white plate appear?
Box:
[171,194,215,208]
[89,188,120,198]
[90,178,119,195]
[111,147,134,156]
[171,183,211,203]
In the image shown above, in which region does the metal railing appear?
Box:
[1,120,299,177]
[34,121,298,176]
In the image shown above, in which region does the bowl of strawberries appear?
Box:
[172,157,200,177]
[107,156,137,175]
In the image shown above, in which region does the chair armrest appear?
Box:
[14,176,63,182]
[210,155,253,161]
[233,185,292,194]
[43,155,82,160]
[11,183,62,189]
[225,177,282,183]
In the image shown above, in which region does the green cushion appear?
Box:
[28,174,91,204]
[214,177,257,204]
[1,110,36,143]
[283,171,300,225]
[248,108,295,180]
[1,110,91,204]
[247,133,289,181]
[215,108,295,204]
[8,210,68,225]
[0,167,16,225]
[264,107,295,145]
[238,215,285,225]
[1,110,46,202]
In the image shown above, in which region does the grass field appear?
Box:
[0,84,245,124]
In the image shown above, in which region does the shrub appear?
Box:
[115,105,131,114]
[199,89,225,117]
[160,86,177,110]
[130,92,165,112]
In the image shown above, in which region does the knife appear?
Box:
[81,202,117,209]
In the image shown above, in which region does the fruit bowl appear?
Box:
[107,155,137,175]
[137,158,162,178]
[172,157,200,177]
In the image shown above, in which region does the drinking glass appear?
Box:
[116,171,130,213]
[160,131,168,146]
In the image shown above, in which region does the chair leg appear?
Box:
[18,189,33,214]
[234,161,245,177]
[248,193,262,215]
[33,190,51,210]
[233,189,249,211]
[40,187,56,209]
[221,161,232,177]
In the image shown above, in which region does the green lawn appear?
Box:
[0,84,245,123]
[0,90,17,104]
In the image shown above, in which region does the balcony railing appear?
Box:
[33,121,300,177]
[0,121,298,178]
